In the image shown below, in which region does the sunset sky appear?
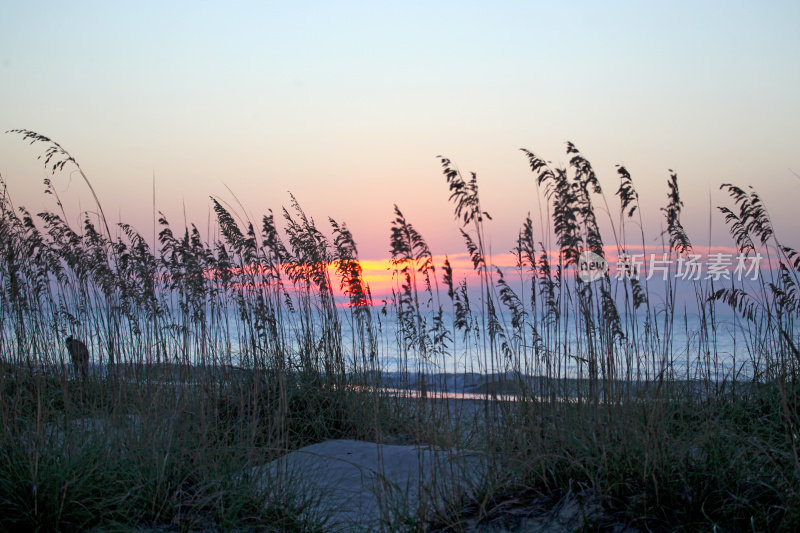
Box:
[1,0,798,281]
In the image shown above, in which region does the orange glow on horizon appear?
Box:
[355,244,748,301]
[194,243,750,308]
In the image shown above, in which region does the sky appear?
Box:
[1,0,799,275]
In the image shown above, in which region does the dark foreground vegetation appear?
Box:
[1,130,798,531]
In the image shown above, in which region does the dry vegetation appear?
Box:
[1,130,798,531]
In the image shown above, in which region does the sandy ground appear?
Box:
[252,439,485,532]
[252,437,637,533]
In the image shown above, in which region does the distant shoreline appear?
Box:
[9,361,754,400]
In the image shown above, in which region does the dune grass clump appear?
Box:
[0,130,798,531]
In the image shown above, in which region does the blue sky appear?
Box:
[1,1,798,259]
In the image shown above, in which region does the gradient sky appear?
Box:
[1,0,798,265]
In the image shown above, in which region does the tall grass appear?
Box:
[1,130,798,531]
